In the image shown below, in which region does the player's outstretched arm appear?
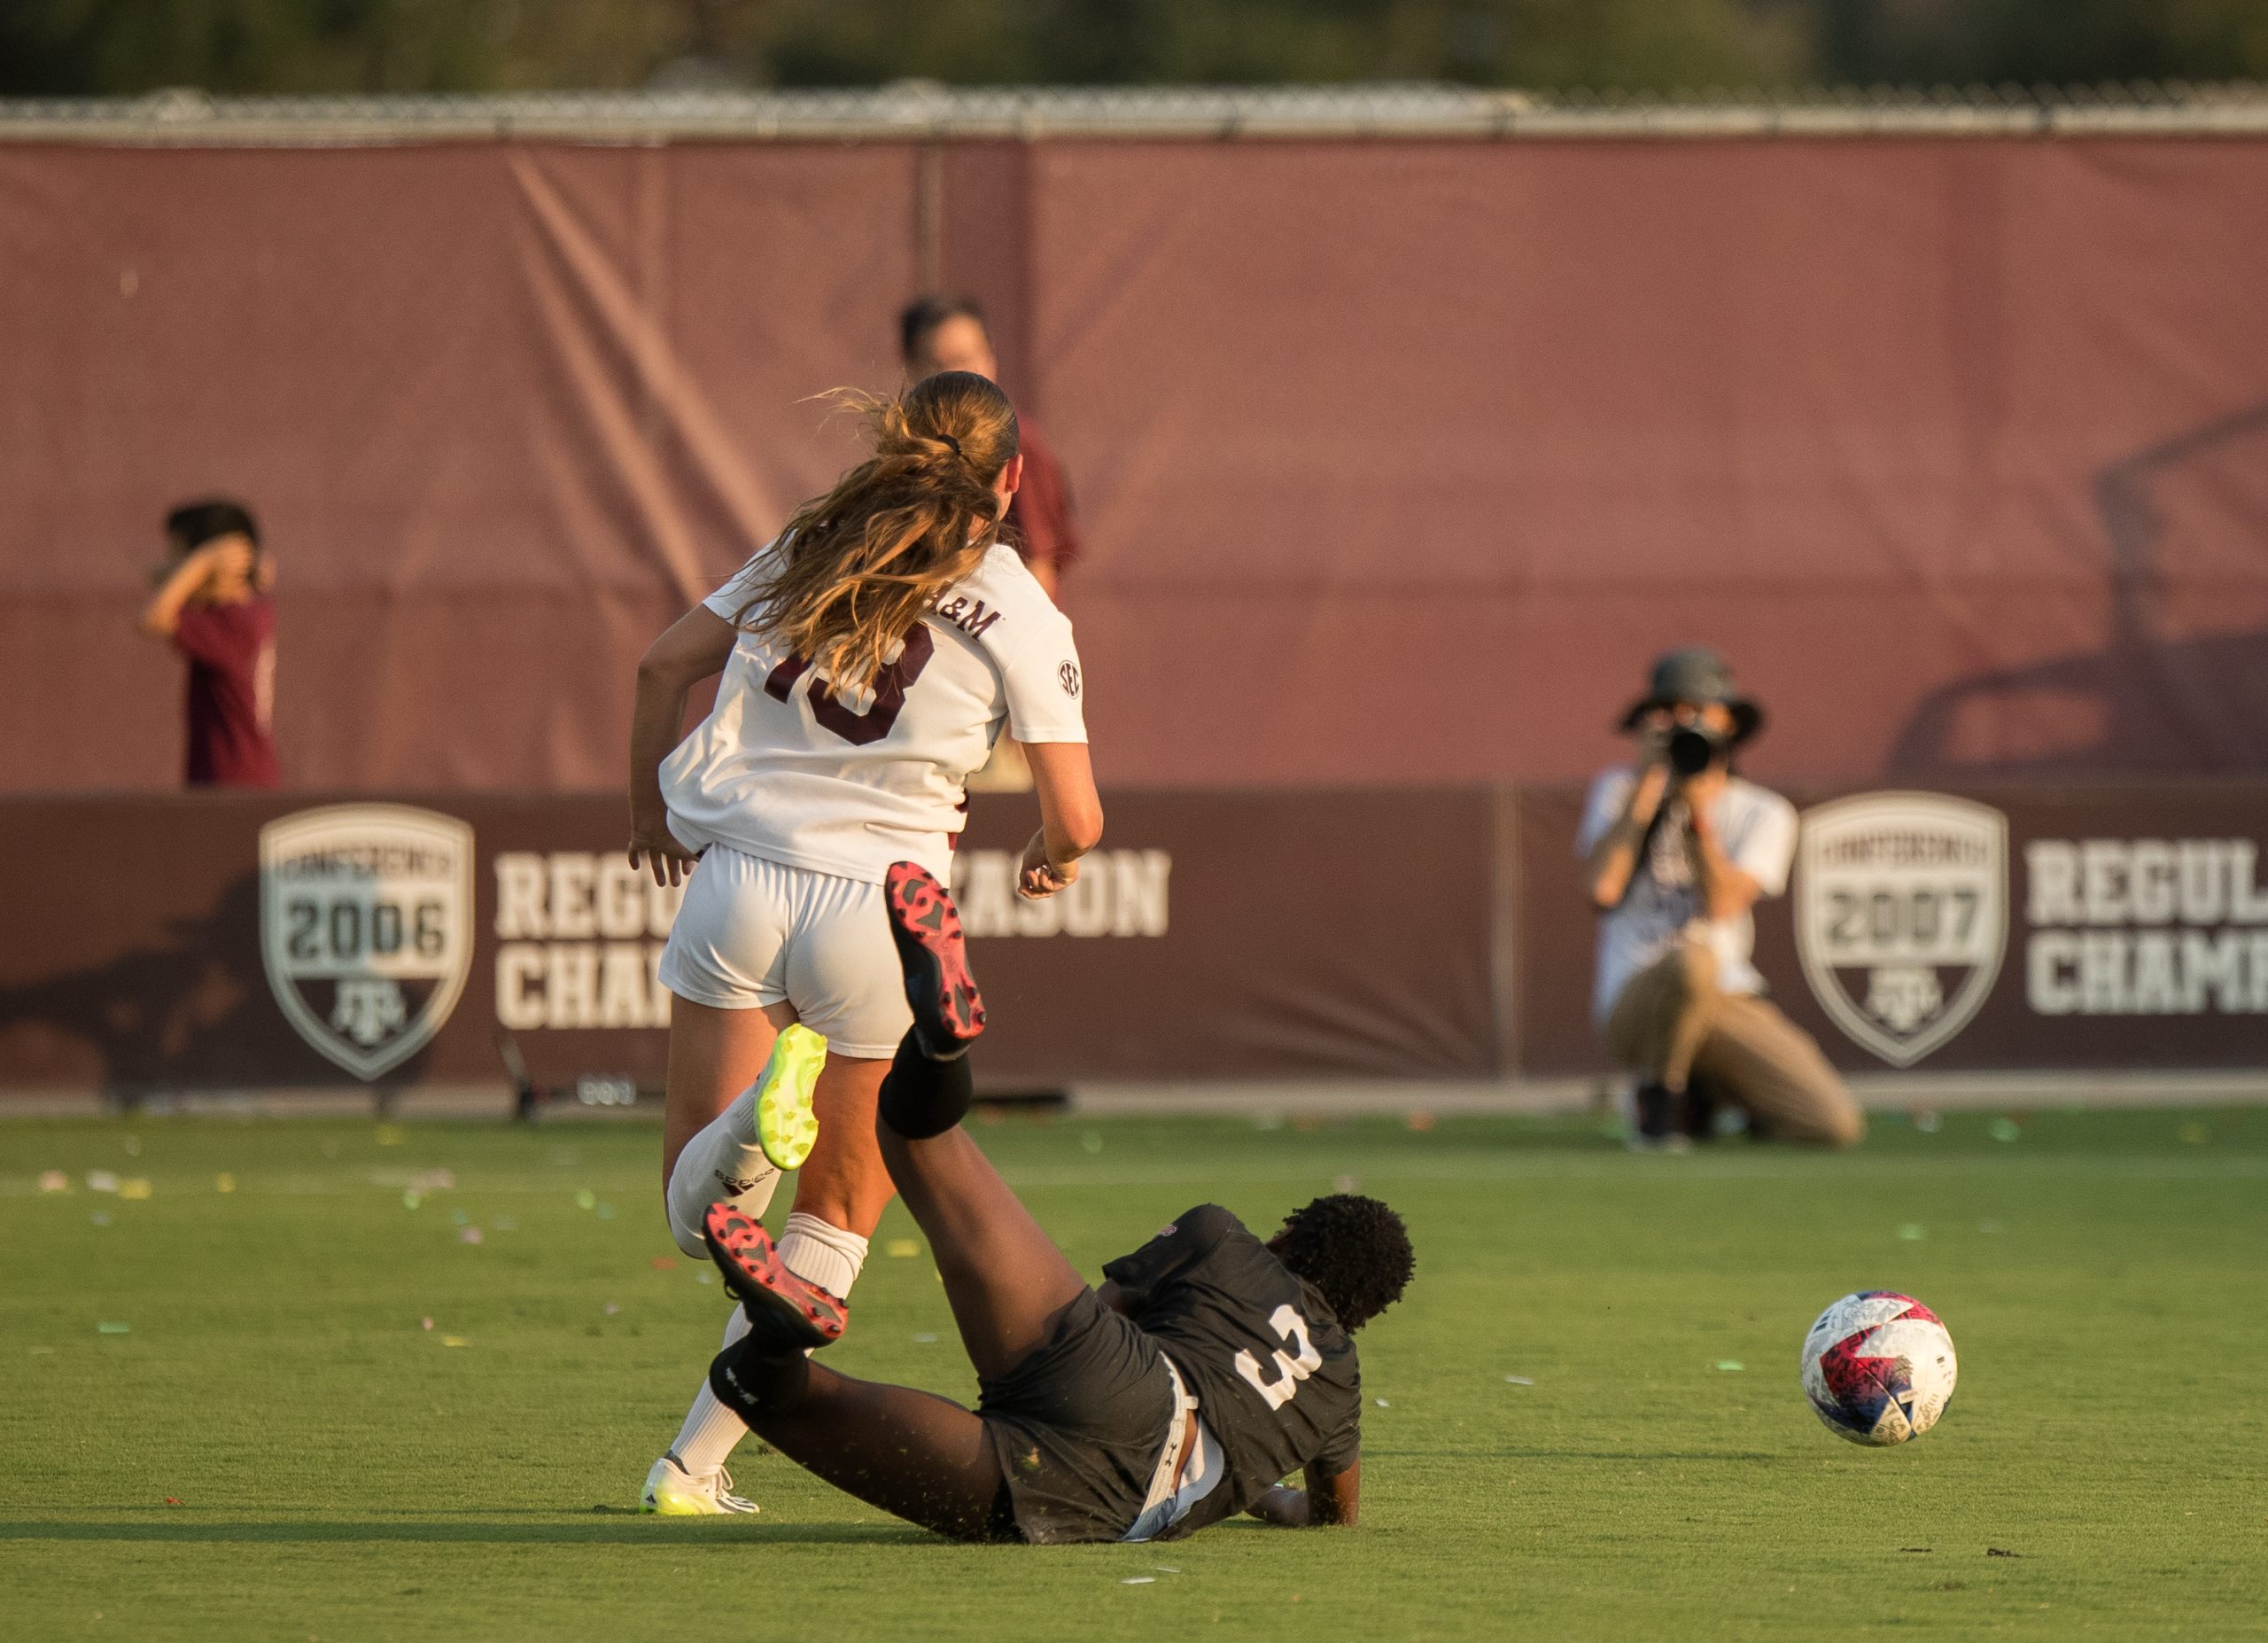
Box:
[628,605,735,886]
[1018,740,1103,899]
[1247,1457,1360,1529]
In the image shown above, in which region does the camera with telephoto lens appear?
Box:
[1666,724,1728,778]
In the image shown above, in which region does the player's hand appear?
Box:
[1016,830,1077,900]
[627,814,699,887]
[1246,1485,1312,1527]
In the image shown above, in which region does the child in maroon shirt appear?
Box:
[140,499,279,788]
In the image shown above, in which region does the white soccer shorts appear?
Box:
[656,845,913,1059]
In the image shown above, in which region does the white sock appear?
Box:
[778,1211,869,1301]
[663,1219,868,1476]
[667,1305,755,1476]
[665,1092,781,1258]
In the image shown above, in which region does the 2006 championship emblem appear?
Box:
[1795,792,2008,1067]
[259,805,475,1079]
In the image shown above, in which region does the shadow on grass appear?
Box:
[1363,1448,1779,1463]
[0,1518,935,1546]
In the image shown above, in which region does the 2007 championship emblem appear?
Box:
[1794,792,2008,1067]
[259,804,475,1079]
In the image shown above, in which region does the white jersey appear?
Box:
[1576,767,1798,1024]
[662,541,1087,884]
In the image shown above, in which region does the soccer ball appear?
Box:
[1799,1291,1957,1445]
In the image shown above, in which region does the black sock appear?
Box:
[877,1031,975,1140]
[708,1333,811,1421]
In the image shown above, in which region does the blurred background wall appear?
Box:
[4,131,2267,793]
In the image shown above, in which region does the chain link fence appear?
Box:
[4,81,2267,144]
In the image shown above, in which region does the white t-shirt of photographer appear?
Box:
[1575,767,1798,1024]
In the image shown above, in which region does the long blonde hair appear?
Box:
[733,371,1019,691]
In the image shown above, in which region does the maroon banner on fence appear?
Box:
[6,139,2268,798]
[1514,781,2268,1076]
[0,788,1501,1095]
[4,783,2260,1095]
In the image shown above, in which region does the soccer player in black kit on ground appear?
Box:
[697,862,1415,1543]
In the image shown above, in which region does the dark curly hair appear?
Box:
[1269,1194,1413,1332]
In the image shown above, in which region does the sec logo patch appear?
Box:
[1059,661,1082,698]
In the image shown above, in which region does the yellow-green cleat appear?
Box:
[754,1024,827,1172]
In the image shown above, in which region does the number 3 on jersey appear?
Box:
[1234,1303,1324,1412]
[763,627,935,747]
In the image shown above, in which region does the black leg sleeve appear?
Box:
[877,1031,975,1141]
[708,1333,812,1421]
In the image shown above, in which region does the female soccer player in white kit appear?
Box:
[625,370,1103,1512]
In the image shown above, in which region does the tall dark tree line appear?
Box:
[4,1,2264,97]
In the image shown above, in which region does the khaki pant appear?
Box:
[1604,941,1865,1147]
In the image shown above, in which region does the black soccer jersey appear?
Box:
[1101,1203,1360,1534]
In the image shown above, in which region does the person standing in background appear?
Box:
[901,297,1082,791]
[138,499,278,789]
[900,296,1081,600]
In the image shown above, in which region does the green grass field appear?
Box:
[4,1106,2264,1640]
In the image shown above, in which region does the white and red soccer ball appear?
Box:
[1800,1291,1957,1445]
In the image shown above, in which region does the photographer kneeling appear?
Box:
[1578,649,1863,1149]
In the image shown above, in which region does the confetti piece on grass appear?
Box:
[650,1257,679,1270]
[421,1317,434,1330]
[1988,1118,2021,1142]
[575,1189,597,1210]
[1911,1110,1941,1133]
[596,1203,617,1219]
[119,1179,151,1201]
[38,1171,67,1193]
[458,1226,484,1245]
[603,1302,621,1316]
[1081,1131,1104,1155]
[89,1212,113,1227]
[376,1125,405,1146]
[1333,1174,1359,1193]
[441,1335,469,1348]
[1374,1398,1391,1408]
[2179,1122,2209,1144]
[1714,1360,1744,1372]
[97,1322,130,1335]
[913,1332,939,1344]
[885,1239,921,1258]
[215,1173,236,1194]
[87,1171,119,1194]
[165,1497,183,1507]
[1503,1374,1534,1386]
[1406,1111,1436,1132]
[1121,1577,1155,1585]
[402,1190,421,1210]
[1898,1224,1927,1241]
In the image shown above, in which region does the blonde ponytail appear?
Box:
[732,371,1019,692]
